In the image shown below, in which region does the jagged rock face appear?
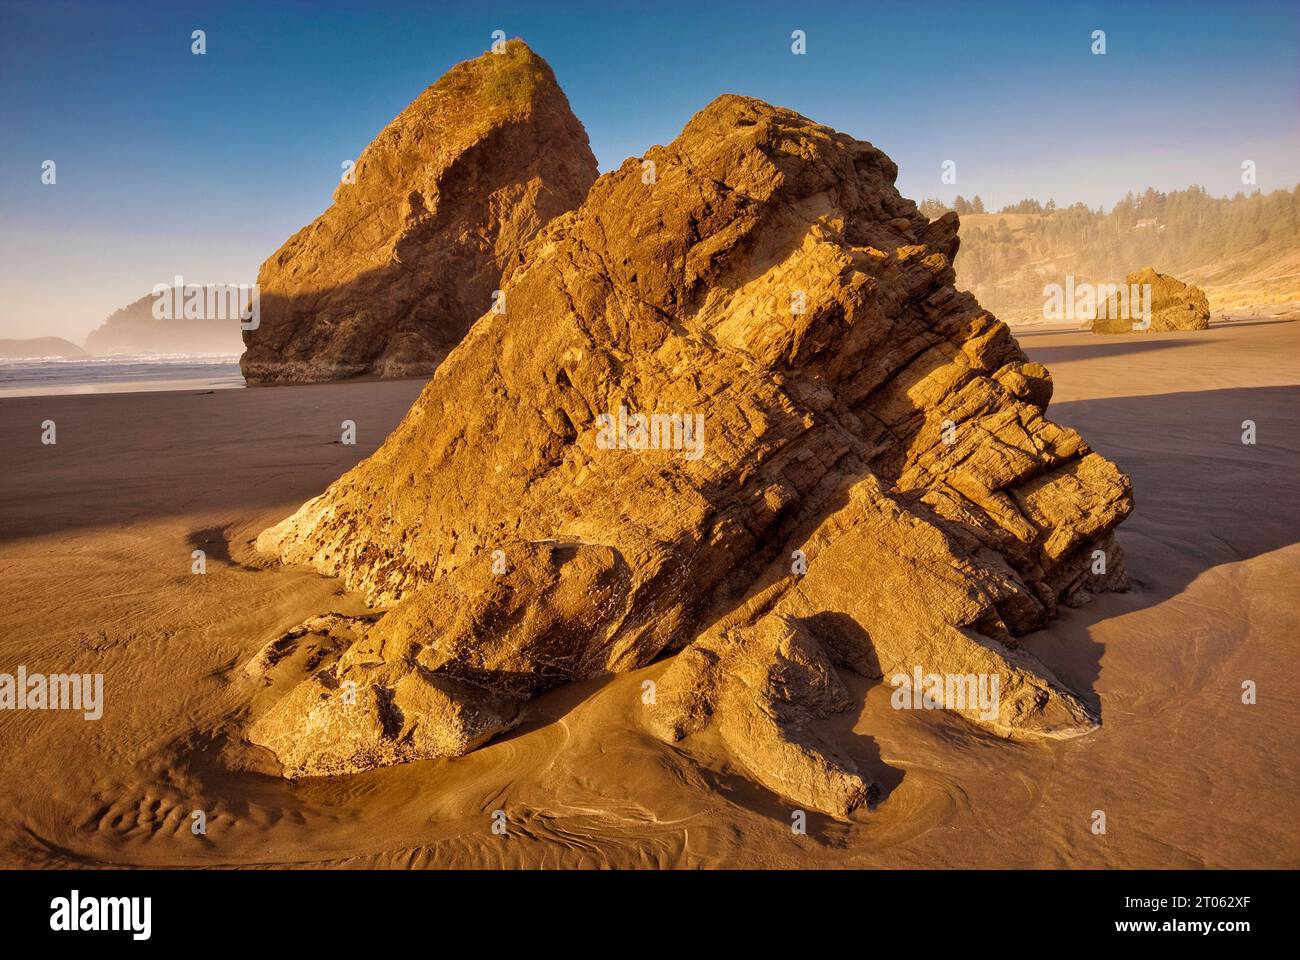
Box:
[239,41,598,384]
[249,95,1133,813]
[1093,266,1211,333]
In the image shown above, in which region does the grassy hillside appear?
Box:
[921,186,1300,322]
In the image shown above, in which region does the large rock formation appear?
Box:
[240,40,598,384]
[85,290,244,355]
[1091,266,1211,333]
[247,95,1133,816]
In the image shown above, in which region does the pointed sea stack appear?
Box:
[240,40,598,383]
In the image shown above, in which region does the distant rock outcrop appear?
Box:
[239,40,598,384]
[84,290,245,356]
[1092,267,1211,333]
[247,96,1133,815]
[0,337,87,359]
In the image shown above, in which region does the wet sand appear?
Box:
[1,317,1297,868]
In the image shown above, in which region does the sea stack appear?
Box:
[240,40,598,384]
[1092,266,1212,333]
[247,95,1133,816]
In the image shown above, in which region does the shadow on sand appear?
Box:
[1025,337,1209,365]
[1016,384,1300,720]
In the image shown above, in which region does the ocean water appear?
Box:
[0,354,245,397]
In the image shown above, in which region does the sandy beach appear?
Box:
[0,316,1295,869]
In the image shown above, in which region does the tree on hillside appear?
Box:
[918,197,952,219]
[951,184,1300,318]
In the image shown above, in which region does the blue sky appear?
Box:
[2,0,1297,340]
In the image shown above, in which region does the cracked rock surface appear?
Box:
[240,40,597,384]
[247,94,1133,813]
[1092,266,1211,333]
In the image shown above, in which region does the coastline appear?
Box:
[1,318,1296,868]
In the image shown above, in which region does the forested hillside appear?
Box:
[916,186,1300,322]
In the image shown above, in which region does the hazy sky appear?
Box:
[2,0,1297,341]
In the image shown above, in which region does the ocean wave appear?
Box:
[0,353,242,367]
[0,355,245,394]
